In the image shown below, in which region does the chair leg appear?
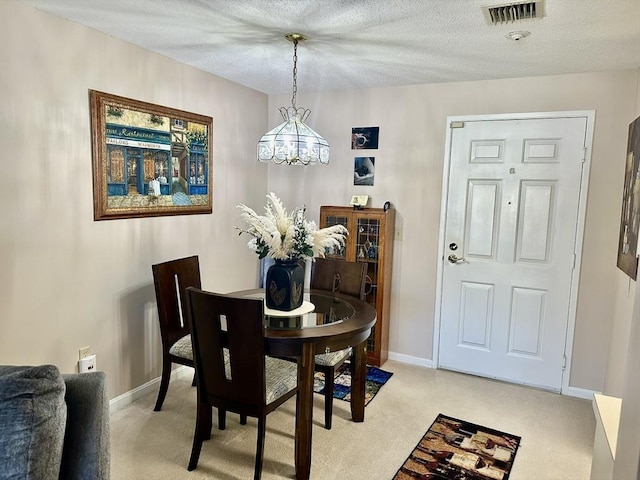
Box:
[154,357,172,411]
[240,414,247,425]
[205,404,213,440]
[324,367,335,430]
[188,401,210,471]
[191,371,197,386]
[218,408,226,430]
[254,416,266,480]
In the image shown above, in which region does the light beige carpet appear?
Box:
[110,361,595,479]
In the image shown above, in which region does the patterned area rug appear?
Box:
[393,414,521,480]
[313,361,393,405]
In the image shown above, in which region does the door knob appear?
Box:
[447,254,466,264]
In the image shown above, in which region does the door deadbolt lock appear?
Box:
[448,242,458,251]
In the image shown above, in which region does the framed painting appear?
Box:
[616,115,640,279]
[89,90,213,220]
[351,126,379,150]
[354,156,375,186]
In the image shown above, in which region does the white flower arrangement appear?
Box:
[236,192,348,261]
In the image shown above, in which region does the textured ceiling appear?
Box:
[23,0,640,95]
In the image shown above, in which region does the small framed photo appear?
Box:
[349,195,369,207]
[351,126,379,150]
[354,157,375,186]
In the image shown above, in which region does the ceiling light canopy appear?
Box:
[257,33,329,166]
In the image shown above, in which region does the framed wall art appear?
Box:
[89,90,213,220]
[354,156,375,186]
[351,126,379,150]
[616,115,640,279]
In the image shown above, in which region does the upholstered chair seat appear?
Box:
[168,334,193,360]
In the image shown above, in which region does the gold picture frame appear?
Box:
[89,90,213,220]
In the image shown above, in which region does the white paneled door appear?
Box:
[438,114,590,392]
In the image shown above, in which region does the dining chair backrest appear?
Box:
[311,258,368,300]
[310,257,368,429]
[152,255,202,348]
[186,288,267,411]
[185,287,298,477]
[335,260,368,300]
[310,258,339,292]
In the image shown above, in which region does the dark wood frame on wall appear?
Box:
[89,90,213,220]
[616,116,640,280]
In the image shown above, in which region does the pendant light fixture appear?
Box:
[257,33,329,165]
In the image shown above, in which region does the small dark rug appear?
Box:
[393,414,521,480]
[313,361,393,405]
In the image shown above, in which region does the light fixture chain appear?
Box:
[291,39,298,109]
[257,32,329,165]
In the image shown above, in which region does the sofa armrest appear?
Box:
[0,365,67,480]
[60,372,110,480]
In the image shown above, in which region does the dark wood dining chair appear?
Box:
[311,257,368,429]
[185,287,298,480]
[151,255,201,411]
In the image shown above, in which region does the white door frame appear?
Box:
[433,110,595,395]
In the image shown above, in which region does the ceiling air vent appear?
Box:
[483,1,543,25]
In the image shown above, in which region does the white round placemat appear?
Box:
[264,300,315,317]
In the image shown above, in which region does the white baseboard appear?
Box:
[109,366,193,414]
[564,385,598,400]
[388,351,433,368]
[388,352,597,400]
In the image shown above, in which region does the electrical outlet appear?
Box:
[79,354,96,373]
[79,346,91,360]
[395,228,403,241]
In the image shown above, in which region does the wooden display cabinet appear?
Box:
[319,206,395,366]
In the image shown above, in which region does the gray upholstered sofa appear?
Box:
[0,365,110,480]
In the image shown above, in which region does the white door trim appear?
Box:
[433,110,595,395]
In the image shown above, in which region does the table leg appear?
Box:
[350,340,367,422]
[295,343,315,480]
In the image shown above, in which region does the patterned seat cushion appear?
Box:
[169,334,193,361]
[314,347,351,367]
[264,357,298,404]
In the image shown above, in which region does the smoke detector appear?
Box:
[506,30,531,41]
[483,1,544,25]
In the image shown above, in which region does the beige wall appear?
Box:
[0,1,268,398]
[612,273,639,479]
[606,274,637,396]
[611,71,639,480]
[1,1,637,400]
[604,72,640,397]
[267,71,637,392]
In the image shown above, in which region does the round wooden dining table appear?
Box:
[232,288,377,480]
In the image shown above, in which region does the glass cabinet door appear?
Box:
[355,217,381,354]
[355,217,380,262]
[322,214,349,258]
